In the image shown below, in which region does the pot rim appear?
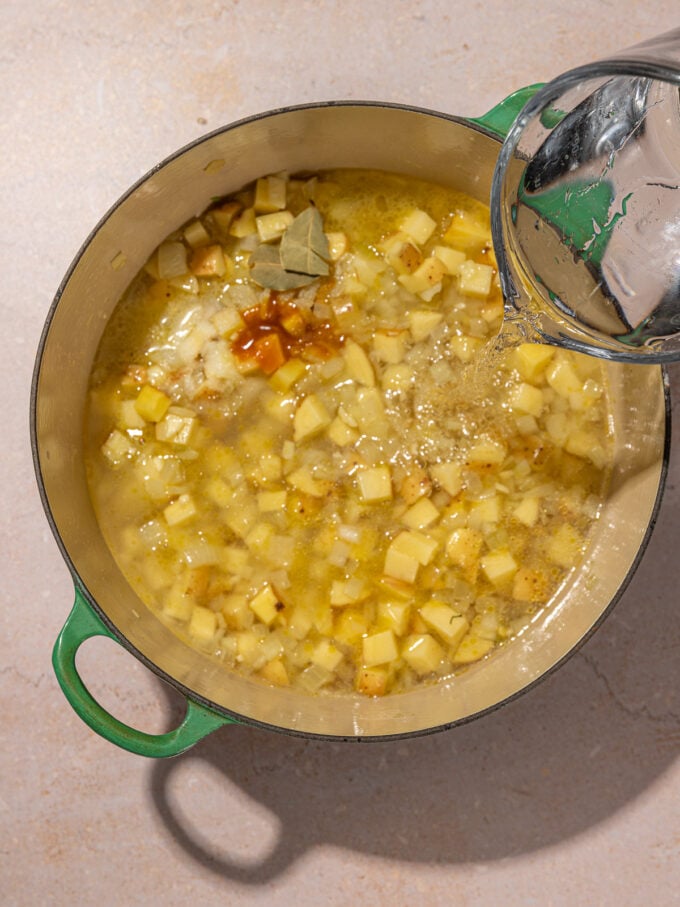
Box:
[31,100,673,742]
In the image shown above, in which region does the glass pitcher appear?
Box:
[491,27,680,363]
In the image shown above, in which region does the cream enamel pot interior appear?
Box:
[32,98,669,756]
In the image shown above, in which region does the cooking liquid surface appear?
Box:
[85,169,612,697]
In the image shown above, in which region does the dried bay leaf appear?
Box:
[249,243,316,291]
[279,207,330,277]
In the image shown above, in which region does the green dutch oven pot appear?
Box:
[31,89,670,757]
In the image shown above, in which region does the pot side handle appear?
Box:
[469,83,545,138]
[52,587,234,758]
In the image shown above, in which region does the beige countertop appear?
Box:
[3,2,679,904]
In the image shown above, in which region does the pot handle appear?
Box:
[52,587,234,757]
[469,83,544,138]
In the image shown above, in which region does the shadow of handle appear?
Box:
[52,585,233,757]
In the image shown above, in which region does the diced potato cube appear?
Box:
[400,209,437,245]
[546,357,582,397]
[382,233,423,274]
[512,496,540,527]
[293,394,332,441]
[327,416,359,447]
[256,210,294,243]
[433,244,466,274]
[547,524,583,568]
[286,466,330,497]
[409,309,443,342]
[245,522,274,555]
[443,213,490,253]
[458,260,493,298]
[356,667,389,696]
[257,489,287,512]
[399,257,446,296]
[118,399,146,431]
[311,640,344,672]
[330,578,369,606]
[513,567,550,602]
[446,527,483,569]
[229,207,257,237]
[481,550,518,586]
[363,629,399,667]
[236,631,260,665]
[449,334,483,363]
[420,602,469,647]
[377,600,411,636]
[135,385,171,422]
[546,412,569,446]
[384,546,420,584]
[188,606,217,645]
[402,497,440,530]
[402,634,443,674]
[451,633,494,663]
[391,530,438,566]
[325,231,348,261]
[373,330,407,364]
[163,584,193,622]
[269,358,307,393]
[287,606,313,641]
[254,175,287,213]
[430,461,462,497]
[249,584,281,626]
[204,476,233,508]
[183,219,211,248]
[343,339,375,386]
[513,343,555,381]
[334,608,369,645]
[190,244,227,277]
[468,496,501,528]
[467,438,506,465]
[163,494,197,526]
[357,465,393,503]
[511,382,544,417]
[260,657,290,686]
[210,199,241,233]
[101,429,136,465]
[565,430,606,468]
[399,468,432,505]
[381,363,414,390]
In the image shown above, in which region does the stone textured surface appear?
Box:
[2,2,679,905]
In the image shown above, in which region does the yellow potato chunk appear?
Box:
[256,210,294,243]
[311,640,344,672]
[400,208,437,244]
[402,497,440,530]
[458,260,493,298]
[511,382,544,417]
[409,309,444,342]
[249,584,281,626]
[451,633,494,663]
[343,339,375,386]
[513,343,554,381]
[188,607,217,645]
[391,531,438,566]
[513,567,550,602]
[135,385,171,422]
[444,213,490,253]
[546,358,582,397]
[512,496,540,527]
[402,634,444,674]
[547,524,583,568]
[446,528,483,569]
[377,600,411,636]
[481,550,518,586]
[357,465,393,503]
[420,602,469,647]
[293,394,332,441]
[254,175,287,213]
[433,244,465,274]
[363,629,399,667]
[356,667,389,697]
[269,358,307,392]
[260,657,290,686]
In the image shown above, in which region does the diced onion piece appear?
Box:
[157,241,188,279]
[163,493,197,526]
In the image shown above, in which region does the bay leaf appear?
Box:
[279,206,330,277]
[249,243,316,291]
